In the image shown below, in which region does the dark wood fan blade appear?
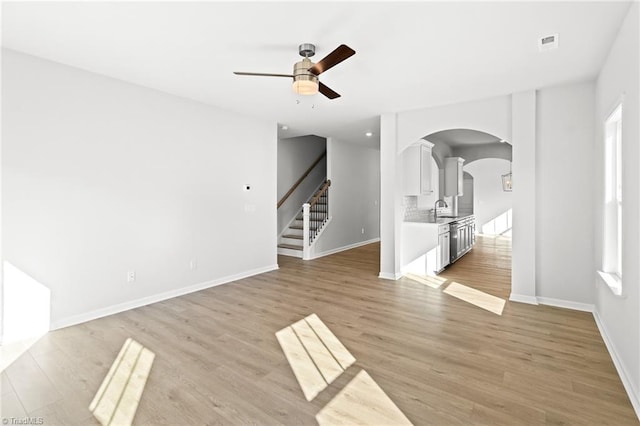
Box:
[309,44,355,76]
[319,82,340,99]
[233,72,293,78]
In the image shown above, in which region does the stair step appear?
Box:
[278,243,303,250]
[290,225,317,230]
[283,234,303,240]
[296,217,326,221]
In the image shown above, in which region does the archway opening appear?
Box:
[420,128,513,299]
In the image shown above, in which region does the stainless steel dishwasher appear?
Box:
[449,216,475,263]
[449,220,463,263]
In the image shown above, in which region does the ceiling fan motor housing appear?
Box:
[292,57,319,95]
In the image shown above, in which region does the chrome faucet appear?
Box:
[434,199,448,219]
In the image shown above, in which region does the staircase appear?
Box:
[278,180,330,259]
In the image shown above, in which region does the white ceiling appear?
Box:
[1,1,631,147]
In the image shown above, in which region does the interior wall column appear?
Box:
[510,90,538,303]
[379,113,402,280]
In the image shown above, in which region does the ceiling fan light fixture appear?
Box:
[292,58,319,95]
[292,79,319,95]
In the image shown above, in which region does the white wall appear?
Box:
[535,81,595,306]
[277,135,326,200]
[397,95,512,152]
[2,49,278,328]
[510,90,537,303]
[277,135,326,234]
[594,3,640,416]
[312,138,380,256]
[464,158,512,234]
[379,113,403,279]
[384,86,599,309]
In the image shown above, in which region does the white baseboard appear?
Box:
[379,271,402,280]
[310,237,380,260]
[537,297,594,312]
[509,293,539,305]
[593,310,640,420]
[50,264,279,331]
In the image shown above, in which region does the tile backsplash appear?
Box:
[403,195,453,221]
[403,196,422,221]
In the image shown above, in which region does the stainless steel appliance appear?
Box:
[449,215,475,263]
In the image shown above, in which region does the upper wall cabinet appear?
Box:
[444,157,465,196]
[403,141,434,195]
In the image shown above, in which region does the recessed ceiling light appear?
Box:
[365,132,373,137]
[281,125,289,130]
[499,139,508,143]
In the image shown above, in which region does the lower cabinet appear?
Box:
[436,225,450,271]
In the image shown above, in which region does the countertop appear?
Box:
[404,212,474,225]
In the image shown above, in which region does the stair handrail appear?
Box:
[277,151,327,208]
[309,179,331,207]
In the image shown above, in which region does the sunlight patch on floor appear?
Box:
[316,370,413,426]
[275,313,355,401]
[89,338,155,426]
[443,282,506,315]
[404,273,447,289]
[0,336,44,373]
[1,262,51,372]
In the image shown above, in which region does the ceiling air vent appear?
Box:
[538,33,559,51]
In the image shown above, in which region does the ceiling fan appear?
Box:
[233,43,356,100]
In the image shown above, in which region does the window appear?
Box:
[600,103,622,295]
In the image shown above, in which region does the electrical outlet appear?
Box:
[190,259,197,270]
[361,228,365,234]
[127,271,136,282]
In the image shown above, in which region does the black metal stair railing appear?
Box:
[303,180,331,248]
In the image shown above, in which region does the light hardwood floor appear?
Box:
[1,236,638,425]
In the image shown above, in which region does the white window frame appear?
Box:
[599,102,623,296]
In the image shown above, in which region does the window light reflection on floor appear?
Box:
[316,370,413,426]
[275,313,356,401]
[89,338,155,426]
[404,273,447,289]
[443,282,506,315]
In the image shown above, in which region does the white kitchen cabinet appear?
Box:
[444,157,465,196]
[403,142,434,195]
[437,227,450,271]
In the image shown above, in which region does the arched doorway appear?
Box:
[421,128,513,298]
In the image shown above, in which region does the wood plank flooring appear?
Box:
[439,235,513,299]
[1,237,637,425]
